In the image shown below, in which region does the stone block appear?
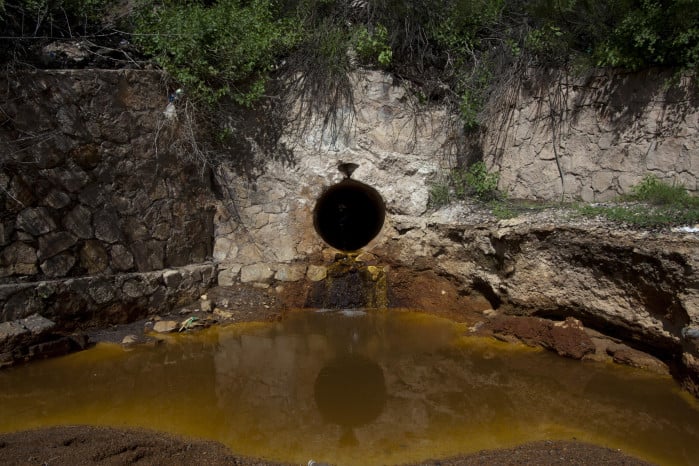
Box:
[5,175,34,213]
[240,263,274,283]
[88,283,116,304]
[16,207,56,236]
[307,265,327,282]
[42,189,72,209]
[213,237,237,261]
[580,185,594,202]
[80,240,109,274]
[38,231,77,260]
[618,173,643,193]
[21,313,56,335]
[237,243,264,264]
[218,265,241,286]
[591,171,615,193]
[63,204,93,239]
[0,242,37,276]
[163,269,182,288]
[40,252,75,278]
[275,264,306,282]
[93,209,123,243]
[189,264,208,283]
[110,244,134,271]
[122,279,147,298]
[0,321,27,343]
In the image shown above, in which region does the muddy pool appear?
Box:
[1,309,698,465]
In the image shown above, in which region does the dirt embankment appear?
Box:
[0,426,653,466]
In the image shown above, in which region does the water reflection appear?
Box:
[0,310,698,466]
[314,354,387,446]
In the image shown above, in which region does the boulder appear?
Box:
[152,320,178,333]
[38,231,77,260]
[16,207,56,236]
[40,252,76,278]
[80,240,109,274]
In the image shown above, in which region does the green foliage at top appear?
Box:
[2,0,698,123]
[428,0,505,52]
[463,161,501,200]
[354,24,392,67]
[525,0,699,70]
[134,0,298,105]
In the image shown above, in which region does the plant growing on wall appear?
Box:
[429,161,501,207]
[354,23,392,67]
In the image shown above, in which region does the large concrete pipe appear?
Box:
[313,167,386,252]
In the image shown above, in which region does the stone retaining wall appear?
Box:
[0,70,217,328]
[481,68,699,200]
[0,70,215,284]
[0,263,216,327]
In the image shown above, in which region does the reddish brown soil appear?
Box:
[0,426,653,466]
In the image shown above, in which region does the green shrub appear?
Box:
[134,0,298,105]
[463,161,500,200]
[354,24,392,67]
[428,181,451,208]
[579,175,699,227]
[429,161,501,208]
[628,174,693,205]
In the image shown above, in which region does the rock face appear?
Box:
[1,68,699,397]
[480,68,699,200]
[373,209,699,393]
[0,263,215,327]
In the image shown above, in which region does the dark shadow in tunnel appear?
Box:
[313,179,386,251]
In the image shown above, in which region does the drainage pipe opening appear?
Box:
[313,179,386,252]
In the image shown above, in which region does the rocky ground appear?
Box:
[0,426,653,466]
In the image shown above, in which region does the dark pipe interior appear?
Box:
[313,179,386,251]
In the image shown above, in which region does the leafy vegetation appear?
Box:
[2,0,698,109]
[134,0,298,105]
[354,24,392,67]
[2,0,698,182]
[578,175,699,227]
[429,161,501,207]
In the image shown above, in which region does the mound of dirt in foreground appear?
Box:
[0,425,653,465]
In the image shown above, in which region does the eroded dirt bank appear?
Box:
[375,206,699,395]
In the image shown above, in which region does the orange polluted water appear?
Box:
[1,310,699,466]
